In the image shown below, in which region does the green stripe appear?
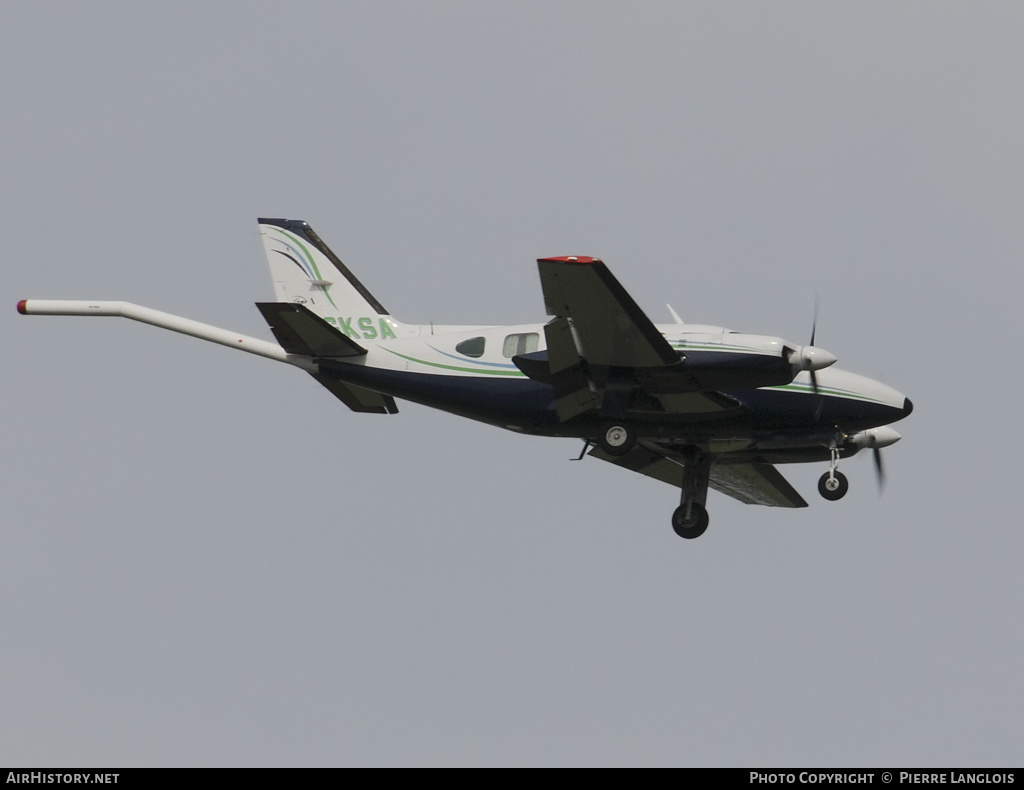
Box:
[670,342,766,353]
[382,348,527,376]
[276,228,339,310]
[764,382,889,405]
[384,343,888,401]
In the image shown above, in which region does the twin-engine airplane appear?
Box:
[18,218,912,539]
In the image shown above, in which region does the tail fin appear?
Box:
[257,218,403,338]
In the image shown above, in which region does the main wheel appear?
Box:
[818,470,849,501]
[672,503,709,539]
[598,424,636,456]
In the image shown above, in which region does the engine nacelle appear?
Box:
[848,426,902,449]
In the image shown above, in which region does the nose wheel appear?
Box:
[818,444,848,501]
[818,470,849,501]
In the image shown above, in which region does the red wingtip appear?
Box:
[538,256,602,265]
[17,300,28,315]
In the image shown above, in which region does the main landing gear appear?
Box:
[672,451,711,539]
[818,445,848,501]
[597,423,636,457]
[593,425,711,539]
[672,502,708,539]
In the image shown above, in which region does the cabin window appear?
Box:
[455,336,486,358]
[502,332,540,358]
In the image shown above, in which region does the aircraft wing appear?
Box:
[537,256,679,369]
[536,257,737,420]
[529,257,806,422]
[707,461,807,508]
[588,445,808,508]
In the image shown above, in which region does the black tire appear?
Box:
[672,503,709,539]
[818,470,849,501]
[598,424,636,457]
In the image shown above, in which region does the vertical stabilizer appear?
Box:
[257,218,404,339]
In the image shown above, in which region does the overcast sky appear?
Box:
[4,1,1023,767]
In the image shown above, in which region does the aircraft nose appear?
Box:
[902,397,913,418]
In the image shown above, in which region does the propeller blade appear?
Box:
[810,294,819,348]
[809,295,823,415]
[812,374,824,420]
[873,447,886,492]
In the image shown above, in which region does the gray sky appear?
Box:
[4,1,1022,767]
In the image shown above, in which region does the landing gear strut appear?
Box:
[818,444,849,501]
[672,451,711,539]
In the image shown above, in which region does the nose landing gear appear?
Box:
[818,470,849,500]
[818,445,848,501]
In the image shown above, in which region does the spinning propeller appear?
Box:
[786,299,836,398]
[809,299,822,395]
[849,426,902,492]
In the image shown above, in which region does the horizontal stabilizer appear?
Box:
[311,373,398,414]
[256,302,366,358]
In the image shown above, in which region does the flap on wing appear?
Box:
[709,463,808,508]
[311,373,398,414]
[256,302,366,358]
[587,444,685,486]
[588,445,807,508]
[537,258,678,369]
[544,316,598,421]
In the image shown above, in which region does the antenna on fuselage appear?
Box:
[666,304,684,324]
[571,440,592,461]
